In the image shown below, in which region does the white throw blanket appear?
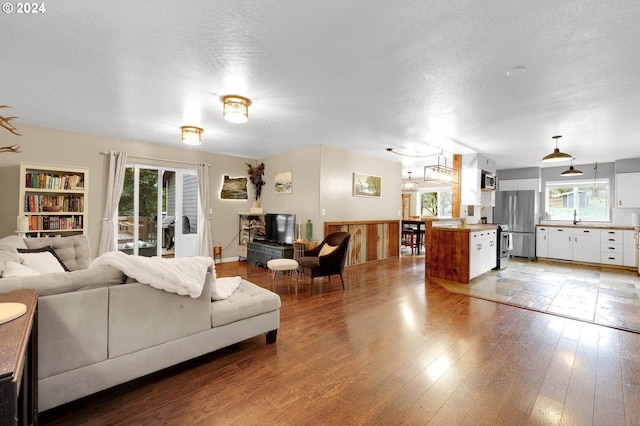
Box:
[211,276,242,301]
[91,251,213,298]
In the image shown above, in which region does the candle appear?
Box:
[17,216,29,232]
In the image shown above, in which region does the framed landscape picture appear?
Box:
[353,172,381,197]
[275,171,292,194]
[220,175,248,199]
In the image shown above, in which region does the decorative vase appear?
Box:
[305,220,313,240]
[250,199,263,214]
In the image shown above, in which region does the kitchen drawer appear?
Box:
[601,229,623,243]
[601,252,623,265]
[601,243,623,254]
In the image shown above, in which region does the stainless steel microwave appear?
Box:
[481,172,496,190]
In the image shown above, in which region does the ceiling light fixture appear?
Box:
[181,125,203,145]
[221,95,251,123]
[424,150,455,183]
[561,158,583,176]
[402,171,418,191]
[542,135,572,162]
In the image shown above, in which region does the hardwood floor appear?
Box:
[41,257,640,425]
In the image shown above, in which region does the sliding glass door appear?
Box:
[117,165,199,257]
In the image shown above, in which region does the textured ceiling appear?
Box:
[3,1,640,177]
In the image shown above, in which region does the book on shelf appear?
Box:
[27,215,83,231]
[24,194,84,213]
[25,172,85,190]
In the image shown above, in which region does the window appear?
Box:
[544,178,610,222]
[420,190,452,217]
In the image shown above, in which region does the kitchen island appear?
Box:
[425,221,498,284]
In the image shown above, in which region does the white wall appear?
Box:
[259,145,321,240]
[260,145,402,241]
[319,144,401,222]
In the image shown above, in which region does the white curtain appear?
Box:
[98,151,128,256]
[197,162,213,258]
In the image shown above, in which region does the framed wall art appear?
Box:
[220,175,248,199]
[353,172,381,197]
[275,171,292,194]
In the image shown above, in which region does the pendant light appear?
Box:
[402,171,418,191]
[561,158,583,176]
[424,150,455,183]
[542,135,572,162]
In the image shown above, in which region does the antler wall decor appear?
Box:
[1,105,22,154]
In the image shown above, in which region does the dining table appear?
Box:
[401,219,426,255]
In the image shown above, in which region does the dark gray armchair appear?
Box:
[297,232,351,289]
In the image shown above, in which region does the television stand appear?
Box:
[247,240,294,268]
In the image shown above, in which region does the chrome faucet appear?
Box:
[573,209,579,225]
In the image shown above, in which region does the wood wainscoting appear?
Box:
[324,220,399,266]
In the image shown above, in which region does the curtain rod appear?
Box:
[101,151,210,167]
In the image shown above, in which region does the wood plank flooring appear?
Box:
[40,257,640,425]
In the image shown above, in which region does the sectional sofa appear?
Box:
[0,235,281,412]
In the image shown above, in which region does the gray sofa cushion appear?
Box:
[211,280,281,327]
[0,236,27,276]
[0,235,28,251]
[0,248,20,276]
[24,235,91,271]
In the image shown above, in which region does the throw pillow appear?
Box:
[319,243,337,257]
[18,251,66,274]
[212,276,242,301]
[3,262,40,277]
[18,247,70,271]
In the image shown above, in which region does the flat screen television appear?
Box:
[264,213,296,244]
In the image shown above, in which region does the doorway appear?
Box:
[117,165,199,257]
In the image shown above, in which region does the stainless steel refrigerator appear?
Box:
[493,190,539,258]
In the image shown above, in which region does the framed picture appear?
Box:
[353,172,381,197]
[220,175,248,199]
[275,171,292,194]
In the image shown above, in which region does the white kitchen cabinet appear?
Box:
[536,226,549,258]
[461,154,496,207]
[548,227,573,260]
[469,230,497,279]
[601,229,624,266]
[623,230,638,268]
[483,229,497,271]
[572,228,601,263]
[616,172,640,208]
[547,227,600,263]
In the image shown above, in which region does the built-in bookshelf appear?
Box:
[18,163,89,237]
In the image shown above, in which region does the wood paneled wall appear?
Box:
[324,220,400,266]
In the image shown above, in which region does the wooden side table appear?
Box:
[0,289,38,425]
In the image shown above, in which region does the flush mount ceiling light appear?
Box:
[542,135,572,162]
[561,158,583,176]
[181,126,203,145]
[221,95,251,123]
[402,171,419,191]
[424,150,455,183]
